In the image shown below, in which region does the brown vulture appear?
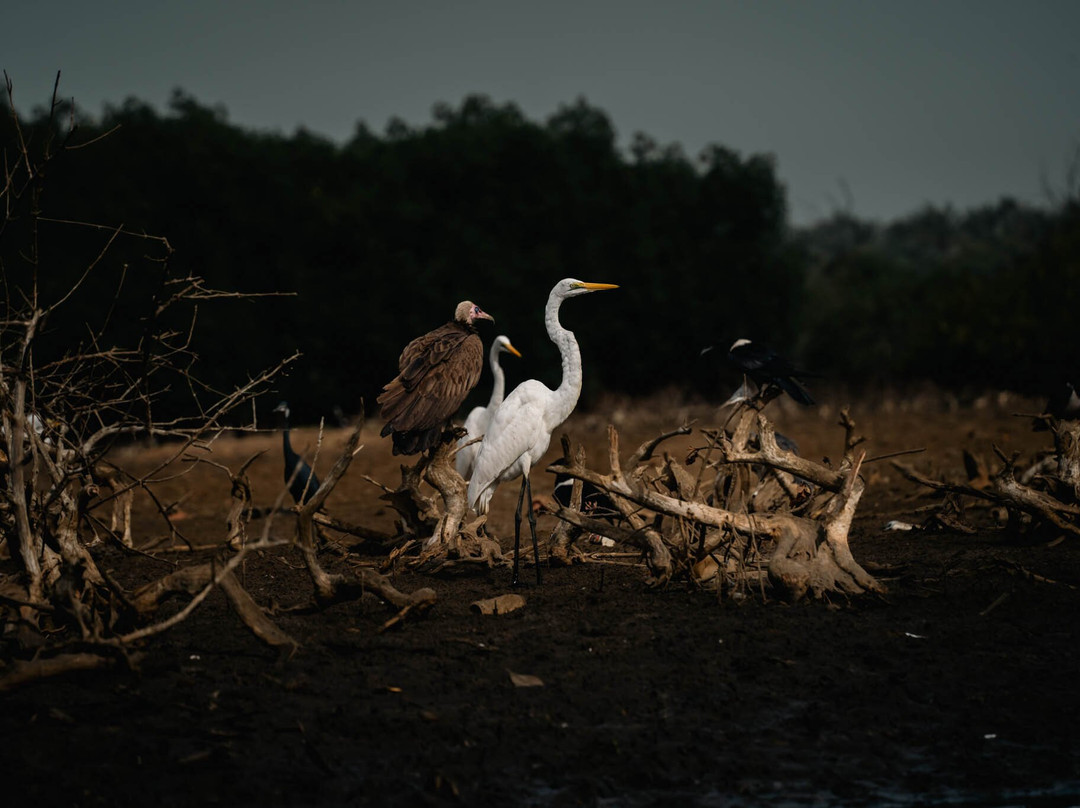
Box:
[377,300,494,455]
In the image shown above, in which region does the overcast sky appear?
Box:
[4,1,1078,225]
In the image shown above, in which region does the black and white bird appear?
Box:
[551,471,620,520]
[725,338,816,406]
[273,401,321,505]
[1034,380,1080,430]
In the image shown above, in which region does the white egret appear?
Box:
[455,335,522,480]
[468,278,618,585]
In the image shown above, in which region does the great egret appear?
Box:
[378,300,494,455]
[726,338,816,406]
[272,401,321,505]
[468,278,618,585]
[455,335,522,480]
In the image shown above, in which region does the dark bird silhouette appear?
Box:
[725,338,816,406]
[468,278,618,585]
[273,401,321,505]
[551,471,620,520]
[1034,380,1080,430]
[378,300,494,456]
[774,431,801,455]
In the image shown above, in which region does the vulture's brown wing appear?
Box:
[378,324,484,432]
[397,323,471,386]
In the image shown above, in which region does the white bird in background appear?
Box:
[455,335,522,480]
[468,278,619,585]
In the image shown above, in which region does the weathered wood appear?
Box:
[0,651,140,693]
[1053,420,1080,503]
[224,452,262,550]
[295,414,438,620]
[219,571,298,654]
[422,435,468,550]
[312,511,395,544]
[549,436,586,566]
[547,410,883,599]
[897,434,1080,540]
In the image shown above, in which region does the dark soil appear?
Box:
[4,394,1079,807]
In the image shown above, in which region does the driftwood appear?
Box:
[95,464,135,547]
[1053,420,1080,502]
[311,511,395,546]
[0,651,145,694]
[547,436,585,566]
[373,422,695,581]
[0,411,439,691]
[547,405,883,600]
[366,457,439,542]
[127,540,297,653]
[422,436,470,551]
[547,427,683,586]
[292,415,438,624]
[894,417,1080,540]
[117,415,436,644]
[372,427,508,574]
[0,81,438,692]
[223,451,264,550]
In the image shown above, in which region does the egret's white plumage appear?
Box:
[455,335,522,480]
[467,278,618,584]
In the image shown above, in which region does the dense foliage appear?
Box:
[797,199,1080,393]
[2,87,1077,421]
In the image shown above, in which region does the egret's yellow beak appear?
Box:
[580,282,619,291]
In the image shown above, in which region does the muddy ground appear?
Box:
[3,391,1080,807]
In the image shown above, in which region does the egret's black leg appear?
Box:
[511,474,527,586]
[525,474,541,584]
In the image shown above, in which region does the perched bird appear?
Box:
[273,401,321,505]
[468,278,618,585]
[455,335,523,480]
[1034,380,1080,430]
[726,338,816,406]
[551,471,620,520]
[378,300,494,456]
[774,431,801,455]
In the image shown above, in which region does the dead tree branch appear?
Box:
[2,78,433,690]
[547,404,883,600]
[294,411,438,620]
[895,418,1080,540]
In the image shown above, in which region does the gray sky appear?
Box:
[4,1,1078,225]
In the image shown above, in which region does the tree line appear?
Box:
[2,86,1076,423]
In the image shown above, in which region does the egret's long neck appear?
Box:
[487,347,506,409]
[546,292,582,428]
